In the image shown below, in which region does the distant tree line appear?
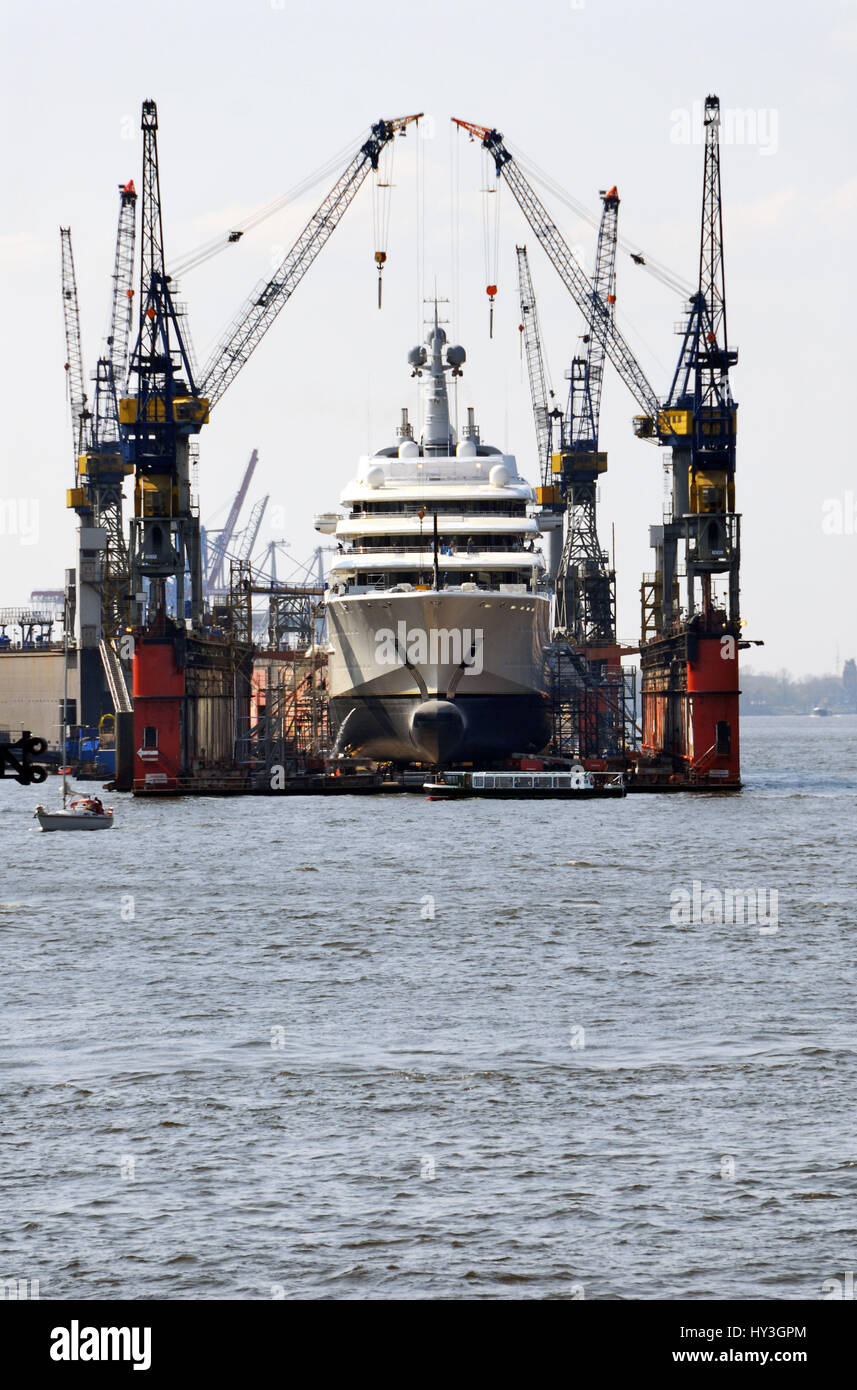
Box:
[741,659,857,714]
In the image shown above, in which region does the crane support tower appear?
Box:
[639,95,742,786]
[553,185,619,649]
[455,103,746,786]
[114,105,419,791]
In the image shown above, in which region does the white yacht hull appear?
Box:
[327,589,551,762]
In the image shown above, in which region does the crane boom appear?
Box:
[93,179,138,450]
[237,494,269,565]
[515,245,553,485]
[108,181,138,400]
[452,119,660,423]
[60,227,91,462]
[573,186,619,449]
[201,114,422,408]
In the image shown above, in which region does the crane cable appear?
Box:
[515,150,694,299]
[481,147,501,337]
[372,136,397,308]
[169,130,366,279]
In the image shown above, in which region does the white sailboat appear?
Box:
[33,587,114,832]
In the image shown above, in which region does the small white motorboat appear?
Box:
[34,795,114,832]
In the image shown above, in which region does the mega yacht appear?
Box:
[317,312,552,764]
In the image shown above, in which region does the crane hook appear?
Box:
[487,284,497,339]
[375,250,387,310]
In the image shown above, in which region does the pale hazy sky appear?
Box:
[1,0,855,675]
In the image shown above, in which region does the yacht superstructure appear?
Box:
[319,313,552,764]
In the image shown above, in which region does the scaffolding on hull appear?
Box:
[547,641,637,762]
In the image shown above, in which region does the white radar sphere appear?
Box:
[489,463,510,488]
[365,464,385,488]
[398,439,420,459]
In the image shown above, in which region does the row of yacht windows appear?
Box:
[349,500,529,518]
[345,534,537,554]
[343,570,534,590]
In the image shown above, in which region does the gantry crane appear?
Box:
[120,103,422,630]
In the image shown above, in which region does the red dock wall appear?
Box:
[132,639,184,790]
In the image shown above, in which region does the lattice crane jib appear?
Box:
[453,120,660,425]
[93,180,138,451]
[237,494,269,565]
[695,96,738,473]
[60,228,92,464]
[572,187,619,450]
[200,114,422,408]
[124,98,201,477]
[515,245,553,485]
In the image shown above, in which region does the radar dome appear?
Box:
[398,439,420,459]
[456,437,478,457]
[489,462,510,488]
[446,344,466,368]
[365,464,385,488]
[408,345,427,367]
[427,326,447,345]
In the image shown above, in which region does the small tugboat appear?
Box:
[424,774,467,801]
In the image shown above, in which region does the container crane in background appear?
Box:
[236,495,269,566]
[203,448,259,595]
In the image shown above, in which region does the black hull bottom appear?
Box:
[330,692,552,764]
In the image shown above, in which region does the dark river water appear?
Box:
[2,715,855,1300]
